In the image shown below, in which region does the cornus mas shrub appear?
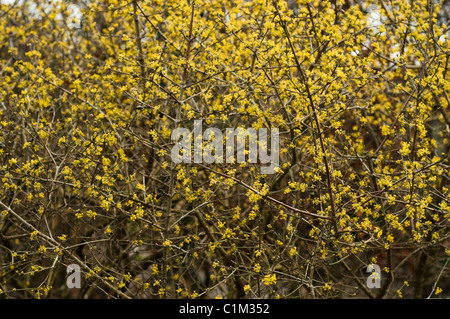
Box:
[0,0,449,299]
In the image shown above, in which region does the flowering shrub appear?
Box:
[0,0,449,299]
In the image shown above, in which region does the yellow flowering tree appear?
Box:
[0,0,449,299]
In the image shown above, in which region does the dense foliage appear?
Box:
[0,0,449,298]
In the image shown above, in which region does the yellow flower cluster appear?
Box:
[0,0,448,300]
